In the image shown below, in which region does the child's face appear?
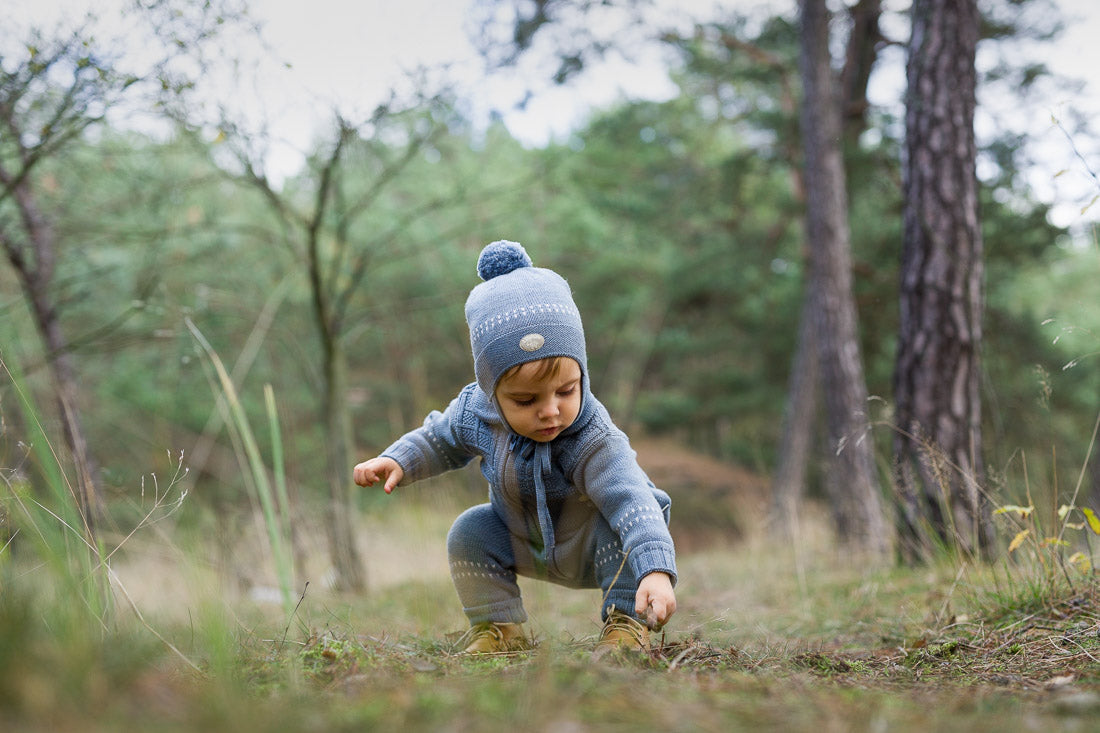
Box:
[494,358,582,442]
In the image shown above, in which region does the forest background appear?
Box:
[3,0,1100,730]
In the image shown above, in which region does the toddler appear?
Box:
[353,241,677,653]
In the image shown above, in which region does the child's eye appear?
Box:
[557,387,576,397]
[513,397,536,406]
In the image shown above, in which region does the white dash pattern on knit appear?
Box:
[470,303,580,340]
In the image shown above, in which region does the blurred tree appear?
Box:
[773,0,885,535]
[204,93,483,590]
[839,0,883,142]
[796,0,888,555]
[893,0,993,561]
[476,5,810,465]
[469,0,649,87]
[0,26,108,525]
[530,85,806,463]
[0,2,244,530]
[469,0,1087,487]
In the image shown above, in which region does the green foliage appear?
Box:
[0,0,1097,565]
[3,2,1100,730]
[531,92,806,464]
[0,355,111,625]
[0,352,203,729]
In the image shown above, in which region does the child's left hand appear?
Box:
[635,571,676,629]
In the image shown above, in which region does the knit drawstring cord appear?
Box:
[509,435,556,563]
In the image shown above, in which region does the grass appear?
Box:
[5,493,1100,732]
[5,350,1100,731]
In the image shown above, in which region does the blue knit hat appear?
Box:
[465,240,588,399]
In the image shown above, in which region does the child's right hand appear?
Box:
[353,457,404,494]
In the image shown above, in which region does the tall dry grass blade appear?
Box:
[183,276,290,495]
[185,318,296,618]
[1056,407,1100,545]
[264,384,293,547]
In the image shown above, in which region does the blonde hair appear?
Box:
[498,356,571,385]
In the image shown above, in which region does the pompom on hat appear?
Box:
[476,240,533,280]
[465,240,588,400]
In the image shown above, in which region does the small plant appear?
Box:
[993,498,1100,596]
[186,318,297,620]
[0,357,194,641]
[0,355,111,623]
[987,380,1100,604]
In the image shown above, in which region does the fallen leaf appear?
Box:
[1082,507,1100,535]
[1046,674,1076,689]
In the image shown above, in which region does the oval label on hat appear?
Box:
[519,333,545,352]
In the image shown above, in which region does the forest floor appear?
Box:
[4,442,1100,732]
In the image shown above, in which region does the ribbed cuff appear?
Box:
[380,443,419,485]
[463,598,528,625]
[628,541,677,586]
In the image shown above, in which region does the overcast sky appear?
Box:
[9,0,1100,229]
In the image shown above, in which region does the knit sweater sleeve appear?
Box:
[379,386,476,485]
[572,428,677,585]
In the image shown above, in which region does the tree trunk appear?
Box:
[320,321,367,592]
[44,328,99,533]
[840,0,884,142]
[770,287,819,534]
[797,0,890,557]
[1,180,99,532]
[772,0,882,532]
[893,0,992,561]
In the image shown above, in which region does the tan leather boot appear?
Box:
[596,609,650,652]
[458,622,532,654]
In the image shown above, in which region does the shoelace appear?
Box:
[600,612,649,646]
[456,623,529,653]
[457,622,501,646]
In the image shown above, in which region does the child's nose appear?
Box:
[539,400,560,419]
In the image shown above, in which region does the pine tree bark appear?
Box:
[772,0,882,532]
[840,0,884,142]
[893,0,992,561]
[797,0,890,556]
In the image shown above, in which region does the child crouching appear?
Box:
[353,240,676,653]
